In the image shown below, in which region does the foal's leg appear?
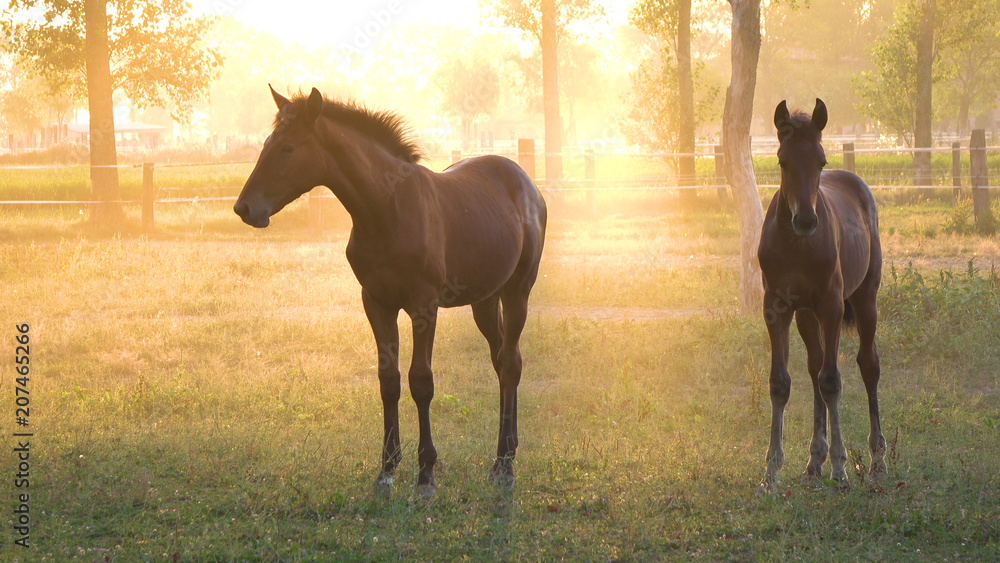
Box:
[817,296,848,485]
[472,294,504,375]
[362,290,402,497]
[489,288,530,487]
[796,310,828,479]
[852,293,886,478]
[406,300,439,498]
[759,299,794,495]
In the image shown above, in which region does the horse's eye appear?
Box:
[281,144,295,154]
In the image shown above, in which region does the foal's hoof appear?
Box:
[489,471,515,488]
[373,474,393,499]
[869,460,888,479]
[755,481,774,497]
[489,457,515,488]
[417,483,437,499]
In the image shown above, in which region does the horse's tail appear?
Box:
[843,300,857,330]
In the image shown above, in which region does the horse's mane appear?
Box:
[279,93,423,163]
[787,111,822,140]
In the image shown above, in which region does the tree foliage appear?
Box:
[854,0,1000,144]
[623,0,721,153]
[480,0,606,44]
[3,0,222,120]
[433,55,500,145]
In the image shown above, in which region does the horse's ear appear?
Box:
[305,87,323,122]
[270,84,290,110]
[812,98,828,132]
[774,100,790,138]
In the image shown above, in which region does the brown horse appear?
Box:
[757,98,885,494]
[234,87,547,498]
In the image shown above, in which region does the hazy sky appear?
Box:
[192,0,496,48]
[190,0,631,49]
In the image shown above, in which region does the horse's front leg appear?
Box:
[362,290,402,498]
[817,295,848,486]
[759,290,794,495]
[407,299,439,498]
[795,310,828,479]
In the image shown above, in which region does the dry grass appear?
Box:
[1,190,998,560]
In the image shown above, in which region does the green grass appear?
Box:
[1,193,999,560]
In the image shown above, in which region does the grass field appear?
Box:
[1,187,999,560]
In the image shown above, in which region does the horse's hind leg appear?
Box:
[796,310,828,479]
[489,271,538,487]
[851,291,886,478]
[472,294,504,375]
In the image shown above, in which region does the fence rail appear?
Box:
[0,130,996,229]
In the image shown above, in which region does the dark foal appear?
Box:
[757,98,886,494]
[235,86,546,498]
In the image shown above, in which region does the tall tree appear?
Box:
[541,0,561,182]
[4,0,221,224]
[84,0,120,221]
[936,0,1000,135]
[913,0,934,185]
[855,0,1000,147]
[723,0,765,312]
[628,0,721,201]
[482,0,605,184]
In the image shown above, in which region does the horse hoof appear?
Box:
[869,460,887,478]
[373,475,393,499]
[830,472,850,489]
[417,484,436,499]
[755,482,774,497]
[488,469,515,488]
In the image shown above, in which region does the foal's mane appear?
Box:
[280,93,424,163]
[784,111,823,141]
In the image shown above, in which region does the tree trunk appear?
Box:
[677,0,696,204]
[723,0,765,313]
[85,0,122,224]
[541,0,562,184]
[957,96,970,138]
[913,0,934,186]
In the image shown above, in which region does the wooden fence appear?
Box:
[1,129,996,230]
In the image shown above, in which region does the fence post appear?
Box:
[970,129,990,220]
[451,150,461,165]
[584,149,596,216]
[518,138,535,182]
[843,142,855,173]
[142,162,154,230]
[952,141,962,201]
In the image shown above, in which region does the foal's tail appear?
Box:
[842,300,857,330]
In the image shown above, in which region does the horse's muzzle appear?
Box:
[791,212,818,237]
[234,200,271,228]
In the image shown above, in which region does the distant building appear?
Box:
[66,121,166,150]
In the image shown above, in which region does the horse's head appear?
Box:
[234,86,328,228]
[774,98,828,237]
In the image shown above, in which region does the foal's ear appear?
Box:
[305,87,324,123]
[812,98,828,132]
[270,84,290,110]
[774,100,791,138]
